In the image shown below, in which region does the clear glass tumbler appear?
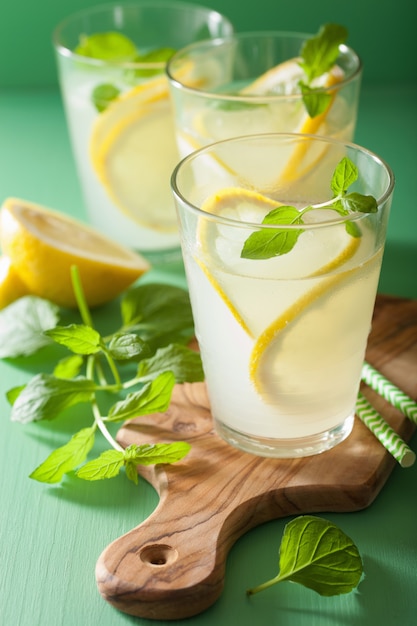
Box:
[167,31,362,160]
[171,133,394,458]
[53,1,233,263]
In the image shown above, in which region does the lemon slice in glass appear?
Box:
[197,187,360,340]
[0,198,149,308]
[249,247,380,405]
[244,58,346,184]
[90,76,179,232]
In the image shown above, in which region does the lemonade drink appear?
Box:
[171,134,394,458]
[53,2,233,261]
[167,29,362,160]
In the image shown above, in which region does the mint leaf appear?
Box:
[45,324,102,355]
[126,47,176,79]
[53,355,84,379]
[331,157,358,195]
[6,385,26,405]
[137,47,176,64]
[124,442,191,484]
[299,24,348,82]
[2,274,197,488]
[247,515,363,597]
[241,157,378,260]
[298,82,332,117]
[345,221,362,238]
[107,333,150,361]
[106,371,175,423]
[75,32,137,61]
[136,344,204,383]
[10,374,96,424]
[341,192,378,214]
[92,83,120,112]
[76,449,125,481]
[121,283,194,349]
[125,442,191,466]
[0,296,59,358]
[30,427,96,484]
[297,24,348,118]
[241,206,304,260]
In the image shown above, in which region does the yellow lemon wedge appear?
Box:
[0,198,150,308]
[90,76,179,232]
[0,256,30,309]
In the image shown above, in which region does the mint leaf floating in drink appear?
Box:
[92,83,121,112]
[75,32,137,61]
[241,157,378,260]
[298,23,348,118]
[247,515,363,597]
[127,46,177,79]
[74,31,136,111]
[241,206,304,260]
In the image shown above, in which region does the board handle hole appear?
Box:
[140,544,178,567]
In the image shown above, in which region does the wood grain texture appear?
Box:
[96,295,417,620]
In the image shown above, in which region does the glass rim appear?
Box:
[52,0,233,70]
[166,30,363,101]
[171,132,395,231]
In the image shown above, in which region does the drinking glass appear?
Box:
[167,31,362,160]
[53,1,233,263]
[171,133,394,458]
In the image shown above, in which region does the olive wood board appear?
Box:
[96,294,417,621]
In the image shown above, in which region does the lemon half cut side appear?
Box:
[0,256,30,309]
[0,198,150,308]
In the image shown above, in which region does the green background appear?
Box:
[0,2,416,626]
[0,0,416,87]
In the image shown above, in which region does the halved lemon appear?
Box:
[0,256,30,309]
[0,198,149,308]
[90,76,179,232]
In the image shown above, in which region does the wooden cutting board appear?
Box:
[96,294,417,620]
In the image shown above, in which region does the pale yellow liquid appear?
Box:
[183,221,382,442]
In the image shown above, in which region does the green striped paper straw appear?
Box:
[362,362,417,424]
[356,392,416,468]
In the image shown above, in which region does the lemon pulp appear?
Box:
[0,198,149,308]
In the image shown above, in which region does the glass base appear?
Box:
[213,415,354,459]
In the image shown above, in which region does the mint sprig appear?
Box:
[298,23,348,117]
[241,157,378,261]
[247,515,363,597]
[1,270,202,485]
[74,32,176,111]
